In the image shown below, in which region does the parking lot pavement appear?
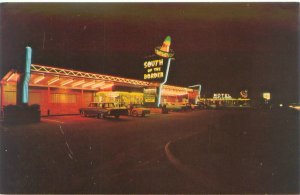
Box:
[0,111,213,193]
[166,110,299,194]
[42,112,155,122]
[2,110,297,194]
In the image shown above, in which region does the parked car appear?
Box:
[79,102,128,118]
[128,104,151,117]
[165,103,192,112]
[193,102,208,110]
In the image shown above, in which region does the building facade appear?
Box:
[1,64,198,116]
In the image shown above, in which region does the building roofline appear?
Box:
[1,64,196,93]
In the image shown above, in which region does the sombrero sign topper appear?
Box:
[155,36,175,58]
[143,36,175,81]
[143,36,175,107]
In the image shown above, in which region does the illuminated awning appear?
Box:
[1,64,196,94]
[161,85,194,96]
[1,70,19,83]
[30,64,151,88]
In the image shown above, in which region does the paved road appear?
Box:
[0,111,218,193]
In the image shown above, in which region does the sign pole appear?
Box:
[142,36,174,107]
[189,84,202,104]
[157,58,172,107]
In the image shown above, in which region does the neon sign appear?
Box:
[144,94,156,103]
[144,88,157,104]
[143,59,165,80]
[143,36,175,107]
[213,93,232,99]
[240,90,248,98]
[154,36,175,58]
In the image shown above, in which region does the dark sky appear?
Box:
[1,3,299,102]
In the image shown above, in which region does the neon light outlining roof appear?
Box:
[2,64,195,93]
[30,64,151,87]
[163,85,193,92]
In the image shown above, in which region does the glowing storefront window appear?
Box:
[4,91,16,105]
[95,91,143,106]
[50,94,77,103]
[29,92,42,105]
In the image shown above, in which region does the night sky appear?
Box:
[1,3,299,102]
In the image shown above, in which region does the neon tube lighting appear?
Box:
[48,77,60,85]
[100,84,114,89]
[164,85,193,92]
[34,75,45,84]
[188,84,201,100]
[22,46,32,104]
[157,58,171,107]
[6,73,15,82]
[91,81,105,89]
[31,64,150,86]
[82,81,95,88]
[162,90,188,96]
[61,79,74,86]
[72,80,85,87]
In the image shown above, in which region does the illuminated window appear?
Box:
[50,93,76,103]
[4,91,16,105]
[29,92,42,105]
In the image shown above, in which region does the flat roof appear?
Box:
[1,64,194,94]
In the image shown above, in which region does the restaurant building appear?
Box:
[1,36,202,116]
[0,64,197,116]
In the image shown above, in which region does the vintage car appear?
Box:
[192,102,208,110]
[128,104,151,117]
[79,102,128,118]
[165,103,192,112]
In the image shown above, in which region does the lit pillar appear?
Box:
[22,47,32,104]
[17,46,32,105]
